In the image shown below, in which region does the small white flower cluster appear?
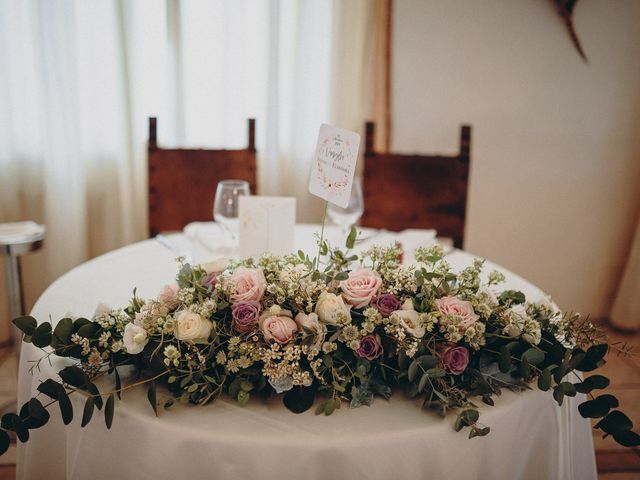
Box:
[414,244,444,264]
[473,286,499,319]
[135,301,171,335]
[223,336,260,373]
[501,304,542,345]
[380,264,418,296]
[163,345,180,367]
[93,309,128,334]
[438,315,486,350]
[275,264,327,313]
[71,333,91,356]
[188,299,218,318]
[177,287,196,306]
[259,343,312,392]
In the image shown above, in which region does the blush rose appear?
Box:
[259,307,297,344]
[339,268,382,309]
[435,296,479,328]
[230,267,266,303]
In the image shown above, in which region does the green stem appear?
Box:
[315,200,329,270]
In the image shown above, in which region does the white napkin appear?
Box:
[182,222,227,263]
[357,228,437,263]
[0,221,46,243]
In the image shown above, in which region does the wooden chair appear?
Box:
[361,122,471,249]
[147,117,257,237]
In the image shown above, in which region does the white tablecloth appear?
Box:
[17,225,597,480]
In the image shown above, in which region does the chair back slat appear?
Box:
[147,118,257,237]
[361,122,471,248]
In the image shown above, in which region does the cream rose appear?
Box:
[435,296,479,328]
[339,268,382,309]
[230,267,266,303]
[203,258,229,274]
[315,292,352,325]
[259,307,297,344]
[295,312,327,349]
[158,284,180,309]
[122,323,149,354]
[174,310,213,342]
[391,299,425,338]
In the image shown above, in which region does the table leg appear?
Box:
[5,254,24,346]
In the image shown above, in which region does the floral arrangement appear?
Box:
[2,230,638,456]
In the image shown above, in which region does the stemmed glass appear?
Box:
[213,180,250,251]
[327,177,364,240]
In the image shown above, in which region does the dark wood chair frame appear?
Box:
[147,117,257,237]
[362,122,471,249]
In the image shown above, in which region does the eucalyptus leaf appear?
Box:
[537,368,551,392]
[82,397,95,427]
[346,226,357,249]
[147,381,158,416]
[575,375,609,394]
[58,388,73,425]
[105,394,115,429]
[521,348,544,366]
[12,316,37,336]
[0,430,8,456]
[32,322,52,348]
[594,410,633,435]
[613,429,640,447]
[59,366,90,389]
[498,346,511,373]
[283,385,316,414]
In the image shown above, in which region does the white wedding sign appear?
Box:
[238,196,296,258]
[308,124,360,208]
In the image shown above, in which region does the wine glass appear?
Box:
[327,177,364,240]
[213,180,250,250]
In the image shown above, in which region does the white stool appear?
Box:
[0,222,46,346]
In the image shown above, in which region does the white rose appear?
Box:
[315,292,351,325]
[203,258,229,274]
[295,312,327,338]
[391,300,425,338]
[123,323,149,354]
[174,310,213,342]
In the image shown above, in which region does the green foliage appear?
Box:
[0,430,9,455]
[105,394,115,429]
[283,385,316,414]
[82,397,95,427]
[12,316,37,336]
[575,375,609,394]
[147,381,158,416]
[345,226,357,249]
[578,394,618,418]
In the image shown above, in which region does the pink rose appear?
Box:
[440,345,469,375]
[158,284,180,309]
[340,268,382,309]
[230,267,266,303]
[435,296,479,329]
[259,307,298,344]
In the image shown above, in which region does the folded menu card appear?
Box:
[238,196,296,258]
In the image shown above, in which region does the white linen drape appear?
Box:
[0,0,379,338]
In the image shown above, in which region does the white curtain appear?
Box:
[0,0,378,336]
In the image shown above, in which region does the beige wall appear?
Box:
[392,0,640,316]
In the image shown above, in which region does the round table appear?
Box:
[17,226,597,480]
